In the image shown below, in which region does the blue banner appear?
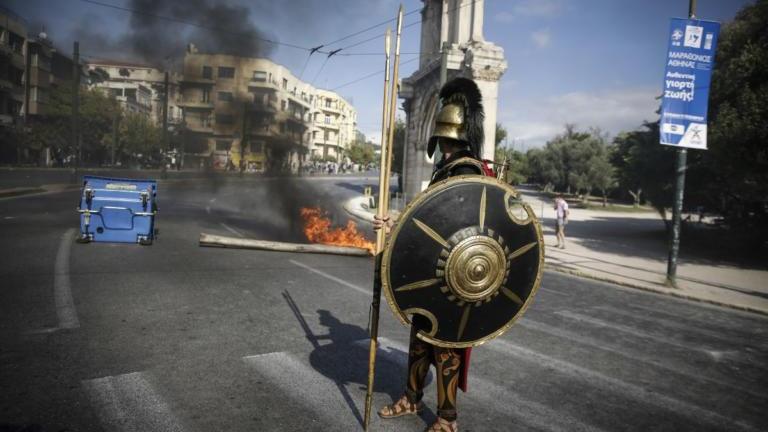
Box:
[659,18,720,150]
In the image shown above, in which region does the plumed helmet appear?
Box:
[427,77,485,158]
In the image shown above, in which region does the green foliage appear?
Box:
[118,112,163,158]
[494,145,528,185]
[611,122,676,218]
[495,122,507,146]
[526,125,614,199]
[686,0,768,232]
[391,119,406,174]
[347,141,376,166]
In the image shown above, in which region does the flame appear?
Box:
[300,207,375,254]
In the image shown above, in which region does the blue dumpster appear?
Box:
[77,176,157,245]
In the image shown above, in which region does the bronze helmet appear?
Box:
[427,77,485,158]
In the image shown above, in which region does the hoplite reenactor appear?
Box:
[373,77,544,432]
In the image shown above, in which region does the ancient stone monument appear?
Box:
[400,0,507,199]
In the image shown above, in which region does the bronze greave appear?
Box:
[405,326,431,404]
[434,346,460,421]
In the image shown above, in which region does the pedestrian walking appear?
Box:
[554,194,569,249]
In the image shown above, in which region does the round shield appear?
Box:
[381,175,544,348]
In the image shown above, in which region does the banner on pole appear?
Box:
[659,18,720,150]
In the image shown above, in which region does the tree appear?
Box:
[347,141,376,166]
[119,112,162,162]
[685,0,768,235]
[495,122,507,146]
[390,119,406,174]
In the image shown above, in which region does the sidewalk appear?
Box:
[343,187,768,316]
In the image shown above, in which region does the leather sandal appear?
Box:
[378,395,424,419]
[426,417,458,432]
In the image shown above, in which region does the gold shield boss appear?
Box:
[381,176,544,348]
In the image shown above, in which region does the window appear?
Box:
[324,130,329,141]
[202,66,213,79]
[252,71,267,81]
[250,141,264,153]
[325,115,331,124]
[201,113,211,127]
[325,99,332,108]
[125,88,137,101]
[218,91,233,102]
[216,114,234,125]
[281,100,286,111]
[218,67,235,78]
[282,78,288,89]
[312,131,317,140]
[215,140,231,151]
[202,89,210,103]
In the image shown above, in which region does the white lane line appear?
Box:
[519,318,768,400]
[83,371,185,432]
[353,338,605,432]
[555,310,713,353]
[54,229,79,329]
[486,339,761,432]
[220,222,244,237]
[290,260,372,296]
[243,351,361,427]
[207,198,216,214]
[595,305,767,345]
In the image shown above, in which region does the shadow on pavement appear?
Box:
[282,291,435,429]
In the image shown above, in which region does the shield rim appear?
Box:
[381,175,545,348]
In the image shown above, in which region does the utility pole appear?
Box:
[240,101,248,176]
[161,71,169,179]
[72,41,80,183]
[112,109,119,166]
[666,0,697,287]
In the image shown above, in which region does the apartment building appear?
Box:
[86,59,182,126]
[311,88,356,162]
[179,44,356,173]
[0,7,27,127]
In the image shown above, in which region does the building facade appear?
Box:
[180,44,356,173]
[85,59,183,125]
[0,7,27,128]
[310,88,356,162]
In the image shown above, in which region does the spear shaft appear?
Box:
[364,5,403,430]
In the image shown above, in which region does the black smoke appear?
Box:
[122,0,273,67]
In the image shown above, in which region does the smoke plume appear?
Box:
[123,0,272,66]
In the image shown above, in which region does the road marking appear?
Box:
[519,318,768,400]
[290,260,372,296]
[54,229,79,329]
[82,371,185,432]
[353,338,606,432]
[486,339,761,432]
[555,310,713,354]
[595,305,768,346]
[243,351,363,428]
[220,222,243,237]
[206,198,216,215]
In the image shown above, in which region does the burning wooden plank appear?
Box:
[199,233,371,257]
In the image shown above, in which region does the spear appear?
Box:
[364,5,403,430]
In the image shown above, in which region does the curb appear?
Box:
[544,262,768,317]
[343,196,376,223]
[0,187,46,199]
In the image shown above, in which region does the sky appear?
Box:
[5,0,753,149]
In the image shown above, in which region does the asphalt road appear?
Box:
[0,175,766,432]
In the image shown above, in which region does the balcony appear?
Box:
[177,99,214,109]
[315,121,339,130]
[185,123,213,133]
[248,78,279,91]
[180,77,215,86]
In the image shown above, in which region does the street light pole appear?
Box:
[71,41,80,183]
[161,71,169,179]
[666,0,697,287]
